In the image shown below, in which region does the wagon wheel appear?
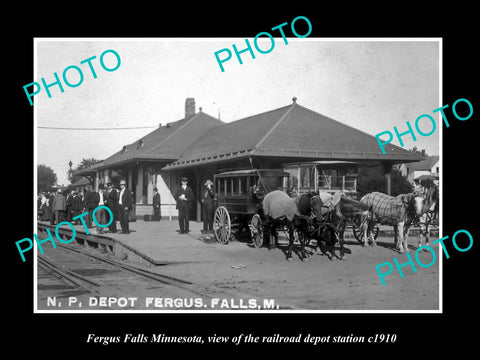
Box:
[353,222,380,243]
[213,206,231,244]
[249,214,264,248]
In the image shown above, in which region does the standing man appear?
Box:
[105,182,118,233]
[174,177,194,234]
[83,188,94,228]
[65,190,74,222]
[72,191,82,224]
[118,179,133,234]
[48,191,55,225]
[92,184,108,234]
[153,187,161,221]
[201,180,215,234]
[52,189,66,225]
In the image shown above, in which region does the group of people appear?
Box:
[174,177,214,235]
[37,180,133,235]
[38,176,215,237]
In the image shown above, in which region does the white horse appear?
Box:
[416,186,439,250]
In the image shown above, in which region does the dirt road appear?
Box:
[155,232,440,311]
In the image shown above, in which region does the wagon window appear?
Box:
[284,167,299,195]
[232,178,239,195]
[249,176,256,195]
[239,177,246,196]
[224,178,230,195]
[217,179,225,195]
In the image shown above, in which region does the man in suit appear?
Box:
[153,187,161,221]
[118,179,133,234]
[105,182,118,233]
[52,189,66,225]
[65,190,74,222]
[174,177,194,234]
[92,184,108,234]
[72,191,83,224]
[83,188,94,228]
[48,192,55,225]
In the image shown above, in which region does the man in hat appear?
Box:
[105,182,118,233]
[117,179,133,234]
[174,177,194,234]
[52,189,66,225]
[65,190,75,222]
[72,191,83,224]
[153,187,161,221]
[201,180,215,234]
[92,183,108,234]
[83,187,94,228]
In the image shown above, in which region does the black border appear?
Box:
[8,5,478,354]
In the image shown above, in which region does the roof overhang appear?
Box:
[74,156,178,175]
[163,148,424,171]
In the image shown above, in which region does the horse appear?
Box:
[306,192,373,259]
[360,191,424,253]
[331,195,374,249]
[262,190,322,261]
[416,185,439,250]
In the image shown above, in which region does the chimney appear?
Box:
[185,98,195,118]
[421,149,426,156]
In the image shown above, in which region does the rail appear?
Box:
[37,222,168,266]
[36,223,300,310]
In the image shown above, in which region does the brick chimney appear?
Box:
[185,98,195,118]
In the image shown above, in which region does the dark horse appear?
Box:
[307,194,373,260]
[263,190,323,261]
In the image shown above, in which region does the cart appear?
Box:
[212,169,289,246]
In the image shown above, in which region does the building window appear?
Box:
[121,146,128,154]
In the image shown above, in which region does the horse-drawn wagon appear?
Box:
[212,169,289,246]
[212,169,346,261]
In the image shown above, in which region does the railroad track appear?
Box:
[37,242,219,310]
[36,233,299,310]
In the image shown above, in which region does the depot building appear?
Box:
[75,97,422,220]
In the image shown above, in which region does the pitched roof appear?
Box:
[79,111,223,172]
[164,101,422,170]
[70,177,90,187]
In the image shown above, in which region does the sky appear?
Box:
[35,38,440,186]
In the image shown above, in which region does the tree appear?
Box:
[390,169,414,195]
[69,157,99,184]
[357,166,413,197]
[38,164,57,192]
